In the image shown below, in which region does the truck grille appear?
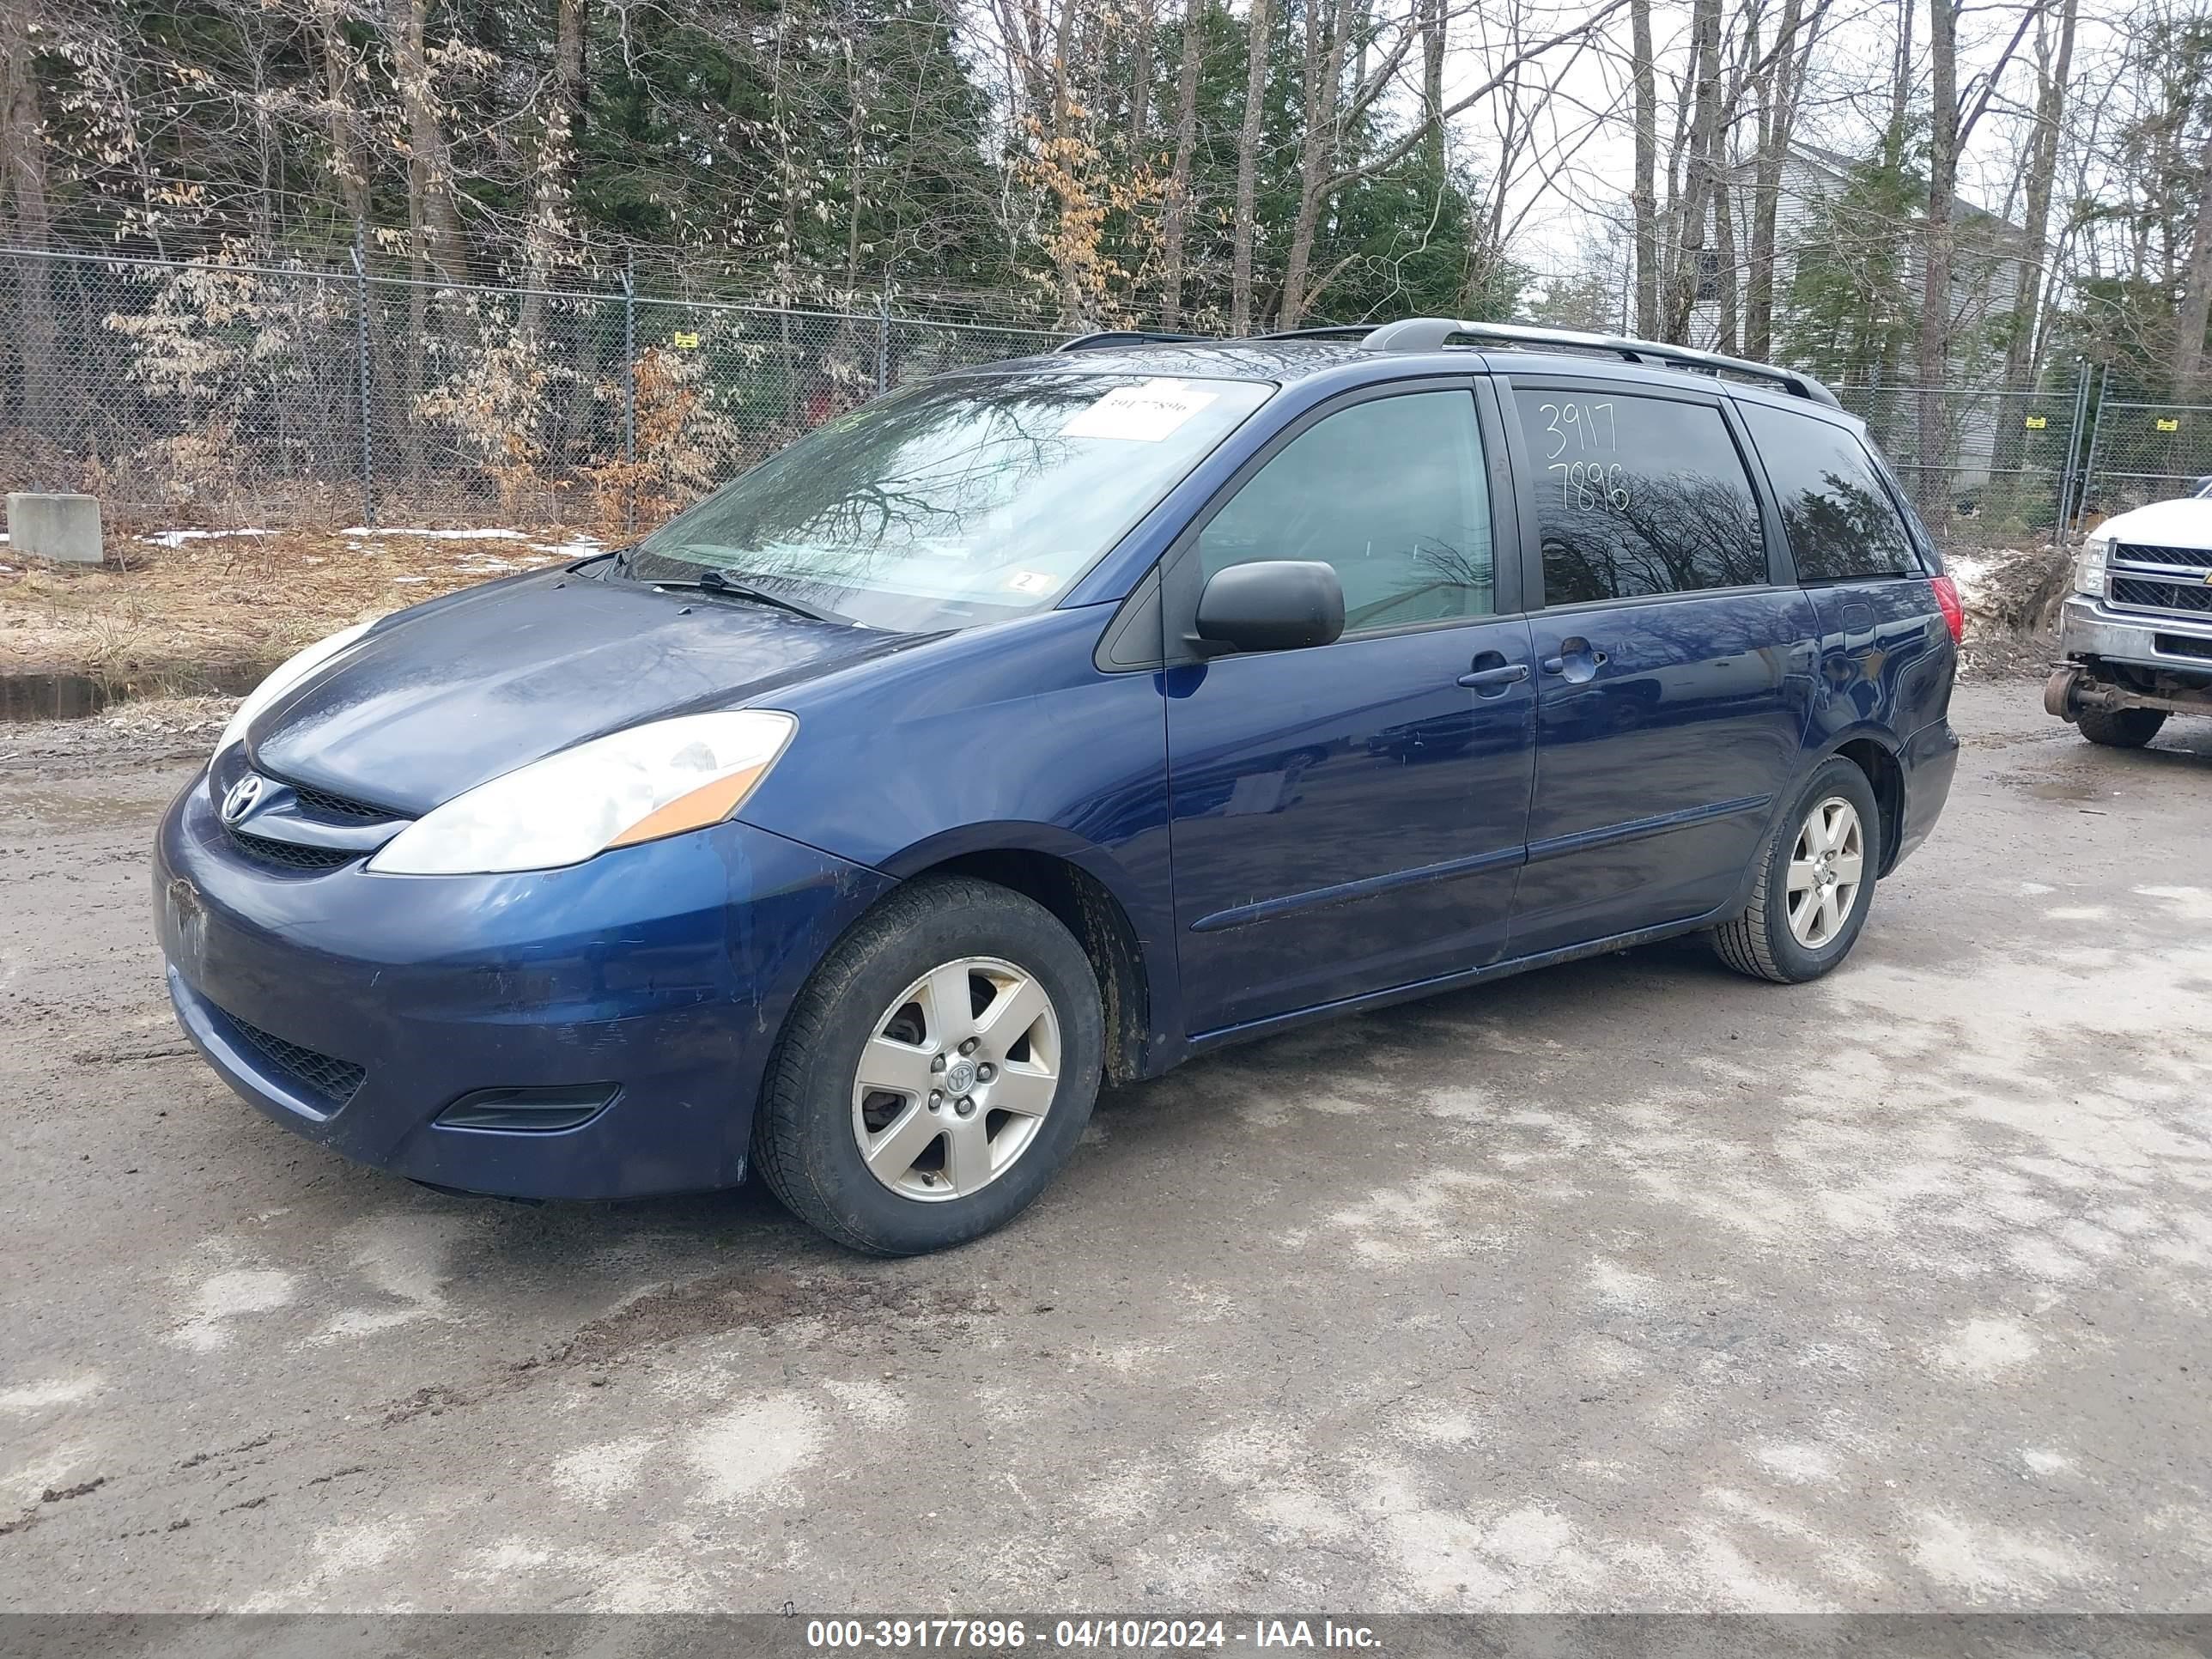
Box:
[220,1009,367,1108]
[2110,576,2212,616]
[2115,542,2212,572]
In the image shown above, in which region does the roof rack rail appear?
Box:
[1360,318,1840,408]
[1056,330,1212,352]
[1261,325,1376,341]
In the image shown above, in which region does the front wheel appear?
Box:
[1712,757,1881,984]
[750,876,1103,1255]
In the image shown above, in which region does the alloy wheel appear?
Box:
[849,956,1061,1202]
[1785,795,1864,949]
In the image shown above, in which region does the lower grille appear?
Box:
[222,1011,366,1108]
[2111,576,2212,616]
[2156,634,2212,662]
[225,826,358,871]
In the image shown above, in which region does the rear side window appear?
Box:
[1741,404,1921,580]
[1512,390,1766,605]
[1199,389,1493,630]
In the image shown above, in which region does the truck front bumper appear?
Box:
[2059,595,2212,675]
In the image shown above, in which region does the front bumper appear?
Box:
[155,772,893,1199]
[2059,595,2212,675]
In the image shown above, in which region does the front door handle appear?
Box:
[1457,662,1530,691]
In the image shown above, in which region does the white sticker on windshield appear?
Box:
[1060,379,1219,442]
[1004,570,1057,595]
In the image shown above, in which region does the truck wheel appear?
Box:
[2075,707,2166,749]
[750,876,1103,1256]
[1712,757,1881,985]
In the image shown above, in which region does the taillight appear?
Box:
[1930,574,1964,644]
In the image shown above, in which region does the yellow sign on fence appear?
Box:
[672,330,702,350]
[2156,417,2181,433]
[2023,416,2046,429]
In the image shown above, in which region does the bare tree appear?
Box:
[1128,0,1156,158]
[1919,0,2033,509]
[1630,0,1659,336]
[0,0,56,430]
[309,0,372,226]
[1419,0,1448,177]
[1159,0,1206,328]
[1277,0,1358,328]
[1741,0,1826,359]
[1662,0,1722,342]
[1230,0,1271,333]
[2002,0,2074,389]
[521,0,588,338]
[2175,126,2212,392]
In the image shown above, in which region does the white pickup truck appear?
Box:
[2047,481,2212,745]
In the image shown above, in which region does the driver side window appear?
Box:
[1197,390,1493,631]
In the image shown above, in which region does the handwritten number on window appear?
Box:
[1536,401,1628,508]
[1548,461,1631,511]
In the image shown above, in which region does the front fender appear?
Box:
[736,605,1183,1060]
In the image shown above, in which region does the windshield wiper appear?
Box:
[652,566,845,623]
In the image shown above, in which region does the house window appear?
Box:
[1695,250,1722,304]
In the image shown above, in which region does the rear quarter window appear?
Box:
[1741,403,1923,580]
[1512,388,1767,605]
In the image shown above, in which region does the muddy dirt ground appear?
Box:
[3,684,2209,1613]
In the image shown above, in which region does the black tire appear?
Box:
[2075,706,2166,749]
[1712,757,1882,985]
[750,875,1103,1255]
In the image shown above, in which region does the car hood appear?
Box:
[2094,496,2212,550]
[247,571,917,816]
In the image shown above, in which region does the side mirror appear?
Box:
[1194,561,1346,654]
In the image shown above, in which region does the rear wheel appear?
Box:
[750,876,1103,1255]
[2075,706,2166,749]
[1713,757,1881,985]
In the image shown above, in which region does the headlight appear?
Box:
[216,622,375,757]
[368,710,797,876]
[2075,533,2112,598]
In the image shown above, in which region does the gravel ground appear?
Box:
[2,682,2209,1614]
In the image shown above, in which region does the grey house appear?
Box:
[1680,141,2038,501]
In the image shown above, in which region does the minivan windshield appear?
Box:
[615,370,1273,631]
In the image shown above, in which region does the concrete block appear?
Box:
[6,493,104,564]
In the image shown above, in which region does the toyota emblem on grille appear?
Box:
[222,775,264,824]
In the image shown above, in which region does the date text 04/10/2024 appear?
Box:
[803,1619,1382,1650]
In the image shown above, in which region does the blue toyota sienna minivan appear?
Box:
[155,319,1961,1254]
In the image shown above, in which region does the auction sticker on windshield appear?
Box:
[1061,379,1219,442]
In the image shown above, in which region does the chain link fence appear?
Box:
[2073,385,2212,526]
[0,246,1061,534]
[0,243,2190,551]
[1829,380,2087,546]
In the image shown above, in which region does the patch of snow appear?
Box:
[140,528,277,549]
[391,575,430,585]
[532,538,605,558]
[1944,552,1992,611]
[342,526,532,541]
[0,1376,101,1413]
